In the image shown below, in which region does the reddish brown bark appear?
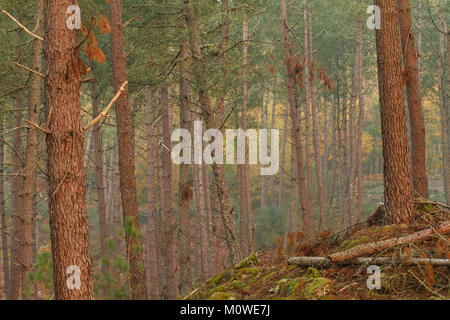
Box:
[44,0,93,299]
[398,0,428,198]
[108,0,147,299]
[375,0,415,224]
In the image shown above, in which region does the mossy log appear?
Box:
[288,256,450,267]
[329,221,450,262]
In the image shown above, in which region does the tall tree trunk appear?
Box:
[91,77,108,274]
[22,0,44,289]
[278,102,289,208]
[44,0,94,299]
[186,0,241,265]
[281,0,312,240]
[241,11,254,255]
[438,8,450,204]
[260,90,267,209]
[161,87,178,299]
[303,0,313,212]
[108,0,147,299]
[11,27,25,299]
[0,113,9,299]
[145,87,160,299]
[398,0,428,198]
[356,16,365,222]
[203,165,213,277]
[178,9,193,292]
[322,96,329,206]
[374,0,415,224]
[329,80,338,205]
[307,5,326,231]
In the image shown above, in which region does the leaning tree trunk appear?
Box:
[398,0,428,198]
[108,0,147,299]
[374,0,415,224]
[44,0,94,299]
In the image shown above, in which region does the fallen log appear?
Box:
[328,222,450,263]
[288,256,450,267]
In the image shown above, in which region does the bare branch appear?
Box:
[2,9,44,41]
[83,81,128,132]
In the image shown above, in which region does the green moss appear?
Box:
[208,284,228,296]
[304,267,322,279]
[236,267,262,279]
[304,277,333,300]
[234,252,259,270]
[275,278,300,296]
[206,271,233,287]
[231,280,247,290]
[209,292,237,300]
[261,271,278,284]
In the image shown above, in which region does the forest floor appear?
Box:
[186,201,449,300]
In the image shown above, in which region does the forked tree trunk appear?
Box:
[375,0,415,224]
[44,0,94,299]
[108,0,147,299]
[398,0,428,198]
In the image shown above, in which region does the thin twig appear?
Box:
[2,9,44,41]
[24,120,51,134]
[13,61,46,79]
[83,81,128,132]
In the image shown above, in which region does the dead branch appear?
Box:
[328,222,450,263]
[24,119,51,134]
[83,81,128,132]
[288,256,450,267]
[2,9,44,41]
[13,61,46,79]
